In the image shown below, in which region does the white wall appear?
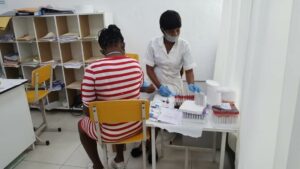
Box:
[0,0,223,80]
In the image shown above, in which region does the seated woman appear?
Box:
[78,24,146,169]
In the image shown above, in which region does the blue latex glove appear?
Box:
[141,80,151,88]
[188,84,201,93]
[158,85,173,97]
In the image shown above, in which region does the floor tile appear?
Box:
[191,151,232,169]
[13,161,60,169]
[60,165,85,169]
[24,131,80,165]
[63,145,91,168]
[30,110,83,132]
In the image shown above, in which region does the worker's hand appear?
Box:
[140,81,155,93]
[188,84,201,93]
[141,81,151,88]
[158,85,173,97]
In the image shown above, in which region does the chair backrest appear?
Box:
[88,99,150,124]
[126,53,139,61]
[31,64,52,87]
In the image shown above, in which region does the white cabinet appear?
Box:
[0,80,35,168]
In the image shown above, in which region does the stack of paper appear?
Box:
[83,35,97,40]
[17,34,35,41]
[0,32,14,42]
[21,57,39,67]
[40,32,57,42]
[21,61,39,67]
[158,107,183,125]
[59,32,79,43]
[3,53,19,67]
[40,60,61,68]
[63,59,83,69]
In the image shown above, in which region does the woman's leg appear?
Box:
[131,128,159,163]
[78,121,104,169]
[114,144,125,163]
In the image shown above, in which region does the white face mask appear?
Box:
[164,32,179,43]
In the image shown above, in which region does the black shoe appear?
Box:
[147,149,158,164]
[131,147,143,158]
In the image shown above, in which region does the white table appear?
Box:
[146,115,239,169]
[0,79,35,168]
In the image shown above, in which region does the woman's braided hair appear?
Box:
[98,24,124,50]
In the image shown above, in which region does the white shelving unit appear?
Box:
[0,13,113,109]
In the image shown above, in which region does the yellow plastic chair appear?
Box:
[88,99,150,169]
[26,64,61,145]
[126,53,139,61]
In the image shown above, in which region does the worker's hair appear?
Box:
[98,24,124,50]
[159,10,182,31]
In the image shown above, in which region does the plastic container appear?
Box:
[180,100,209,124]
[212,103,239,126]
[206,80,222,106]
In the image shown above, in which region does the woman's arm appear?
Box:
[146,65,161,88]
[185,69,195,84]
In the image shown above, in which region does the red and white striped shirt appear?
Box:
[80,55,144,142]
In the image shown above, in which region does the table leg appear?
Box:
[151,127,156,169]
[213,132,217,162]
[219,132,227,169]
[160,129,164,158]
[185,147,189,169]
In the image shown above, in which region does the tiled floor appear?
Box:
[8,111,233,169]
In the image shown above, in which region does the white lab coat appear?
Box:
[145,36,196,95]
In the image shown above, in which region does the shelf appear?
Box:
[3,64,20,68]
[12,17,36,41]
[81,36,97,42]
[56,15,80,37]
[85,55,102,64]
[0,13,112,110]
[0,41,16,43]
[66,81,81,90]
[21,61,39,67]
[4,67,22,79]
[79,14,104,38]
[34,16,57,40]
[63,59,83,69]
[18,43,39,63]
[64,67,84,86]
[38,42,60,62]
[16,40,36,43]
[22,66,35,80]
[66,89,81,108]
[82,41,103,63]
[0,43,18,56]
[60,42,82,63]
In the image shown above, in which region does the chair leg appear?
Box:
[142,140,147,169]
[103,144,108,169]
[37,99,62,133]
[35,135,50,146]
[33,99,61,146]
